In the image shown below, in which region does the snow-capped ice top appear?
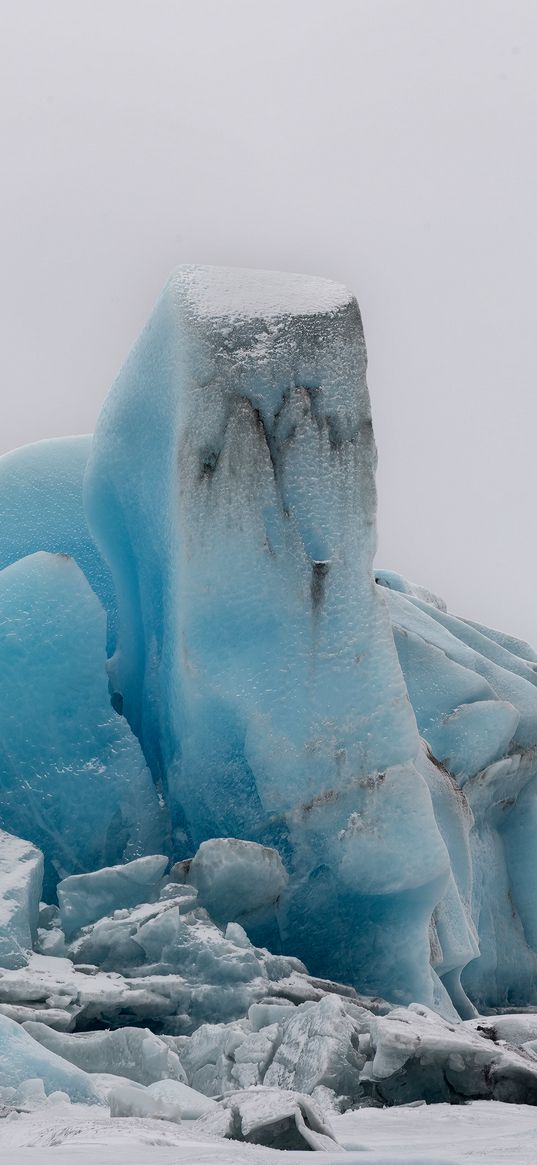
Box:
[174,264,353,321]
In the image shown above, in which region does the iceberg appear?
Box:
[4,264,537,1139]
[85,264,475,1010]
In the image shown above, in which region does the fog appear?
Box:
[1,0,536,640]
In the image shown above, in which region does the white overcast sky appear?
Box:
[1,0,536,642]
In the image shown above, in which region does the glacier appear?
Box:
[2,264,537,1151]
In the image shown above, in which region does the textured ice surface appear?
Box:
[0,552,165,898]
[0,437,117,651]
[85,264,471,1009]
[0,831,43,970]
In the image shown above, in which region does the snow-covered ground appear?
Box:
[1,1100,537,1164]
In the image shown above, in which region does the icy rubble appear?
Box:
[2,846,537,1129]
[58,855,170,938]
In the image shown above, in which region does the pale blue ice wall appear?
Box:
[85,266,475,1008]
[0,552,165,898]
[380,574,537,1009]
[0,437,118,652]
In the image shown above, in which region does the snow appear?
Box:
[2,1100,537,1163]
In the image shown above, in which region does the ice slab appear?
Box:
[0,552,166,899]
[58,855,169,938]
[0,831,43,970]
[0,1013,101,1103]
[22,1022,186,1085]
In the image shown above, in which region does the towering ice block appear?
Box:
[85,266,474,1006]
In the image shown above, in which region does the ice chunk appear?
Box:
[0,831,43,970]
[362,1003,537,1105]
[85,264,459,1008]
[172,838,288,929]
[0,552,166,898]
[108,1077,216,1122]
[0,1014,101,1103]
[22,1022,185,1085]
[264,994,365,1097]
[0,436,117,652]
[195,1086,344,1151]
[57,855,169,938]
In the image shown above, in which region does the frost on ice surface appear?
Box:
[0,552,165,898]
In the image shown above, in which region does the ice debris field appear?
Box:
[1,266,537,1162]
